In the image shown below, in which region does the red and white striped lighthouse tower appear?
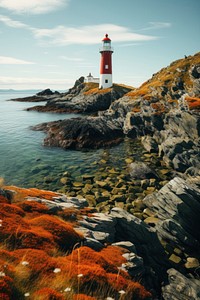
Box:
[99,34,113,89]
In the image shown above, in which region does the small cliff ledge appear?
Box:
[32,116,124,149]
[27,78,133,113]
[30,81,133,148]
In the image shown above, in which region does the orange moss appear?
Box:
[57,208,79,223]
[0,250,16,263]
[83,82,133,96]
[107,273,151,299]
[185,96,200,110]
[127,87,148,99]
[126,281,152,300]
[0,293,10,300]
[12,249,56,278]
[29,215,82,251]
[115,83,135,90]
[0,215,27,238]
[17,200,49,214]
[32,288,64,300]
[70,264,107,292]
[107,273,129,290]
[0,203,25,218]
[15,228,56,251]
[0,204,56,251]
[67,246,118,274]
[100,246,127,267]
[82,82,99,92]
[0,276,14,299]
[0,258,15,278]
[132,107,141,113]
[84,87,112,95]
[5,186,59,203]
[73,295,96,300]
[0,195,10,204]
[126,52,200,102]
[151,102,166,113]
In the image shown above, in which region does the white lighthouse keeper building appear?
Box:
[99,34,114,89]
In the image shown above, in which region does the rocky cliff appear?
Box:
[31,52,200,167]
[27,78,133,114]
[7,52,200,299]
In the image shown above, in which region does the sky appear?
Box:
[0,0,199,90]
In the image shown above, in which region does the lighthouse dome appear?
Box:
[102,34,111,41]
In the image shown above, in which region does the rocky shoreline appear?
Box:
[1,175,200,299]
[25,55,199,170]
[5,52,200,299]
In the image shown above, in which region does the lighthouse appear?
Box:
[99,34,113,89]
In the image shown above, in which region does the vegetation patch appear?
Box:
[29,215,83,251]
[126,52,200,106]
[0,186,151,299]
[185,96,200,110]
[5,186,59,202]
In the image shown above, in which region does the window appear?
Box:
[105,65,109,69]
[105,79,108,83]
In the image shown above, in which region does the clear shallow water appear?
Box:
[0,91,142,190]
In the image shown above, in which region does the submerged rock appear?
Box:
[129,162,159,179]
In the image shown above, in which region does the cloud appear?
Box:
[118,43,141,47]
[0,14,28,28]
[33,24,156,45]
[0,15,157,46]
[59,56,84,62]
[0,56,35,64]
[140,22,171,31]
[0,76,73,88]
[0,0,69,14]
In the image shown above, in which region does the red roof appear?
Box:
[102,34,111,41]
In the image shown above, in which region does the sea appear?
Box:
[0,90,142,190]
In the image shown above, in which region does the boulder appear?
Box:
[155,111,200,173]
[112,241,137,253]
[141,136,158,152]
[143,177,200,253]
[110,207,170,289]
[25,194,88,213]
[79,212,117,244]
[36,88,55,96]
[129,162,159,179]
[121,252,145,277]
[162,268,200,300]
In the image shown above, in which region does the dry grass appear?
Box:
[82,82,134,96]
[0,186,152,300]
[5,186,59,203]
[32,288,64,300]
[84,87,112,95]
[126,52,200,103]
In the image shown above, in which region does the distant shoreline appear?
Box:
[0,89,67,93]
